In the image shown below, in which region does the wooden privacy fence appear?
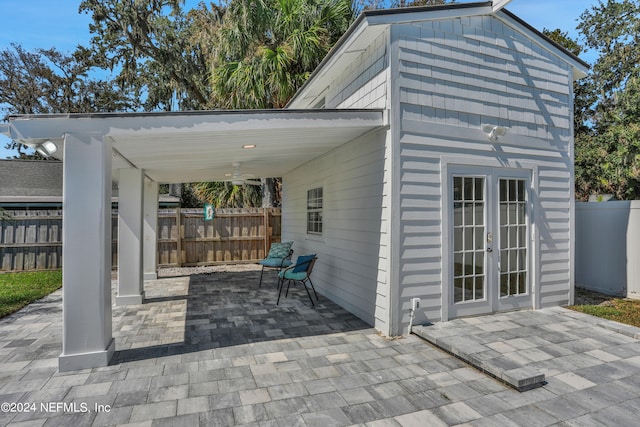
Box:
[153,207,282,267]
[0,210,63,271]
[1,207,281,271]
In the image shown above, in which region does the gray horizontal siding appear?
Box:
[325,32,388,109]
[393,13,574,327]
[281,129,391,333]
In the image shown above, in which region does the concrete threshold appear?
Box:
[412,322,545,392]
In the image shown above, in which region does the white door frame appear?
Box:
[441,158,539,321]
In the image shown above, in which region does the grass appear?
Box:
[0,270,62,318]
[569,297,640,328]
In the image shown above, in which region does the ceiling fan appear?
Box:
[223,162,262,186]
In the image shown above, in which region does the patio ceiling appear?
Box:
[7,109,386,183]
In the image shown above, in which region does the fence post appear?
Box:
[176,207,182,267]
[264,208,270,255]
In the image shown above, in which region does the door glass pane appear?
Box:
[499,178,528,297]
[453,175,485,303]
[475,178,484,200]
[454,277,463,302]
[454,177,462,201]
[500,180,507,202]
[475,276,484,300]
[464,178,474,200]
[475,202,484,225]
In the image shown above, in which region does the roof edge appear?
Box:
[8,108,383,121]
[500,8,590,71]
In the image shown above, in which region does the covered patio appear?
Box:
[4,109,385,371]
[111,266,369,362]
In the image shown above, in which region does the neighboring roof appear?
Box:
[0,159,63,197]
[0,159,180,205]
[287,1,589,108]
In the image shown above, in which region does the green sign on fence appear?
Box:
[204,204,214,220]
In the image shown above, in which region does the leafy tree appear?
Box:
[0,44,137,158]
[79,0,224,111]
[574,0,640,199]
[576,76,640,199]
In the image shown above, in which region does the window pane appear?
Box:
[453,202,463,226]
[475,178,483,200]
[464,277,474,300]
[518,180,525,201]
[475,202,484,225]
[454,177,462,201]
[475,227,484,250]
[475,276,484,300]
[454,252,463,276]
[509,180,517,202]
[518,272,527,294]
[464,228,473,250]
[500,273,509,297]
[464,178,474,200]
[307,187,323,234]
[464,203,473,225]
[500,179,507,202]
[454,278,463,302]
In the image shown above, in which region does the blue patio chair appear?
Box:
[277,254,318,306]
[258,241,294,287]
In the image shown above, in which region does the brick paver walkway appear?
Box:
[2,267,640,426]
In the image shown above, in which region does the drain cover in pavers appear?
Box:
[412,319,545,392]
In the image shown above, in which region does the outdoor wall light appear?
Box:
[242,144,256,149]
[36,140,57,157]
[482,125,508,142]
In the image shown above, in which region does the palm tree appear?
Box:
[205,0,353,207]
[210,0,354,109]
[192,181,262,208]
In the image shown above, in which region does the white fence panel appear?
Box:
[575,201,640,298]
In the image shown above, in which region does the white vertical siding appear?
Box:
[281,129,392,334]
[392,15,574,330]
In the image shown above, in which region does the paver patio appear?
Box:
[2,266,640,426]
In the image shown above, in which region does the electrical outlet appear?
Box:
[411,297,420,310]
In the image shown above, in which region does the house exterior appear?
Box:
[3,0,588,370]
[283,1,588,336]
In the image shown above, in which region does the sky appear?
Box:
[0,0,599,159]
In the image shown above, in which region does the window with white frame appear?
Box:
[307,187,323,234]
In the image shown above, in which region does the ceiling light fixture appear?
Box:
[482,125,508,142]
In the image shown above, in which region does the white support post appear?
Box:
[143,180,159,280]
[59,133,115,372]
[116,168,145,305]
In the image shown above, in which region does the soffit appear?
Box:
[8,109,385,183]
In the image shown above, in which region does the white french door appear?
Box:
[448,166,532,318]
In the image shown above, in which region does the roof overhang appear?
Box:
[7,109,386,183]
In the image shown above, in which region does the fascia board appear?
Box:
[364,5,494,26]
[492,0,512,12]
